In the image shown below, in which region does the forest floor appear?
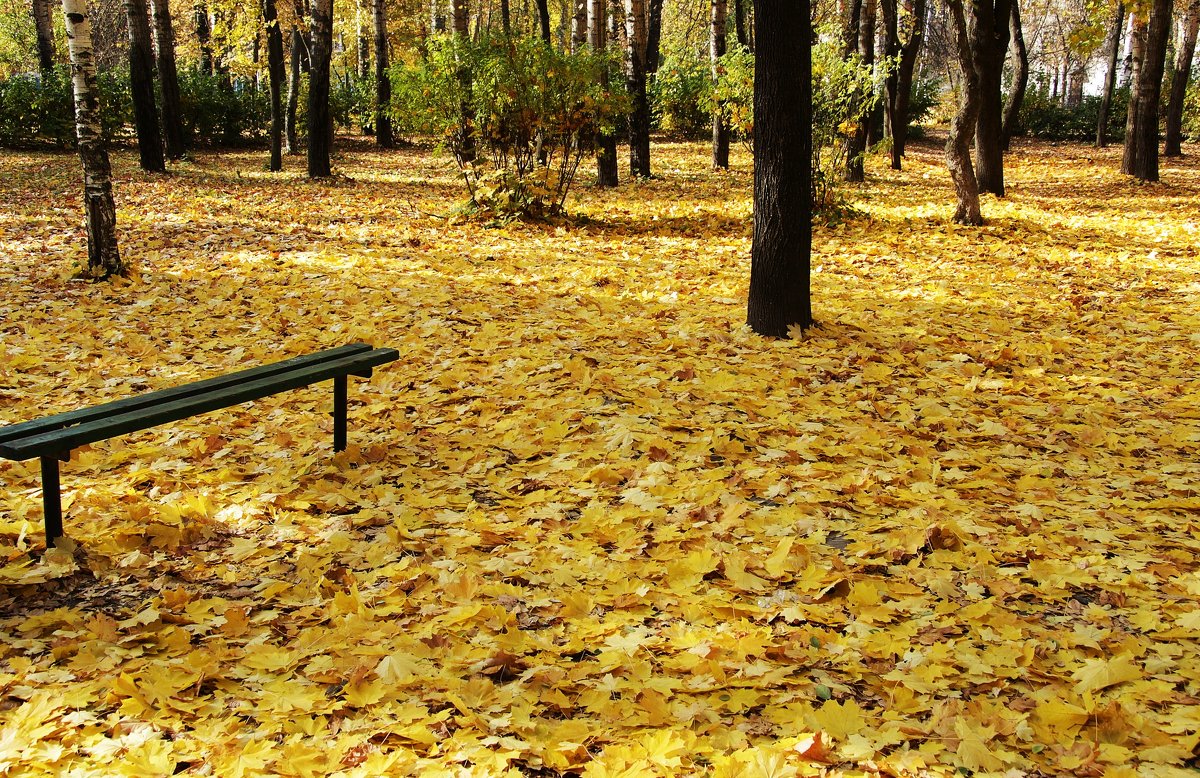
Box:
[0,136,1199,777]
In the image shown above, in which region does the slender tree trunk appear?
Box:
[590,0,618,186]
[882,0,925,169]
[150,0,186,159]
[747,0,812,337]
[711,0,730,169]
[263,0,285,169]
[972,0,1011,196]
[1164,0,1199,155]
[307,0,334,178]
[356,0,370,78]
[646,0,664,73]
[34,0,57,72]
[500,0,511,34]
[1000,0,1026,150]
[946,0,982,225]
[451,0,476,163]
[1096,1,1125,147]
[286,25,303,153]
[625,0,651,177]
[195,2,213,75]
[534,0,552,41]
[845,0,873,181]
[733,0,747,46]
[1123,0,1173,179]
[374,0,392,147]
[62,0,123,278]
[123,0,164,172]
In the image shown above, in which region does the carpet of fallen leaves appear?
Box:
[1,136,1199,778]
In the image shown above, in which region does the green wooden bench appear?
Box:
[0,343,399,546]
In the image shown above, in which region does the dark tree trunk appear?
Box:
[882,0,925,169]
[747,0,812,337]
[374,0,392,147]
[845,0,873,182]
[646,0,664,73]
[946,0,982,225]
[535,0,552,41]
[971,0,1011,196]
[263,0,285,169]
[711,0,730,169]
[150,0,186,159]
[1096,1,1125,147]
[286,24,304,154]
[195,2,213,75]
[733,0,748,46]
[1000,0,1026,150]
[124,0,165,172]
[625,0,651,178]
[590,0,618,186]
[451,0,476,163]
[34,0,56,72]
[307,0,334,178]
[1123,0,1173,179]
[500,0,511,35]
[63,0,123,278]
[1164,0,1198,155]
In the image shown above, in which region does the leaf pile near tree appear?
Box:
[1,140,1199,776]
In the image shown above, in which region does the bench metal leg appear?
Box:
[40,456,63,546]
[333,375,348,451]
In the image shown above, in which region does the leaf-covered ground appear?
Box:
[1,137,1199,777]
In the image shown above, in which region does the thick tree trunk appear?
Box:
[34,0,57,72]
[881,0,925,168]
[195,2,213,75]
[62,0,123,278]
[124,0,164,172]
[711,0,730,169]
[535,0,551,41]
[1000,0,1026,150]
[1096,1,1125,147]
[150,0,186,159]
[625,0,651,178]
[1164,0,1199,155]
[307,0,334,178]
[747,0,812,337]
[946,0,982,225]
[646,0,664,73]
[590,0,618,186]
[1123,0,1173,179]
[374,0,392,147]
[972,0,1011,197]
[263,0,285,169]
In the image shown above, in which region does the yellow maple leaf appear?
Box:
[1072,653,1143,695]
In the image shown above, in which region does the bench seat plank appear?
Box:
[0,343,377,447]
[0,347,399,461]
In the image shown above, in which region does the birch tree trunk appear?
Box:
[374,0,393,147]
[307,0,335,177]
[62,0,123,278]
[946,0,982,225]
[124,0,165,172]
[572,0,588,50]
[357,0,370,79]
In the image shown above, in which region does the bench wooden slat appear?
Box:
[0,343,376,447]
[0,348,399,461]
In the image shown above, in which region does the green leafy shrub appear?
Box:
[650,49,710,136]
[177,69,269,146]
[0,66,136,147]
[714,34,887,214]
[392,35,627,221]
[1016,80,1126,142]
